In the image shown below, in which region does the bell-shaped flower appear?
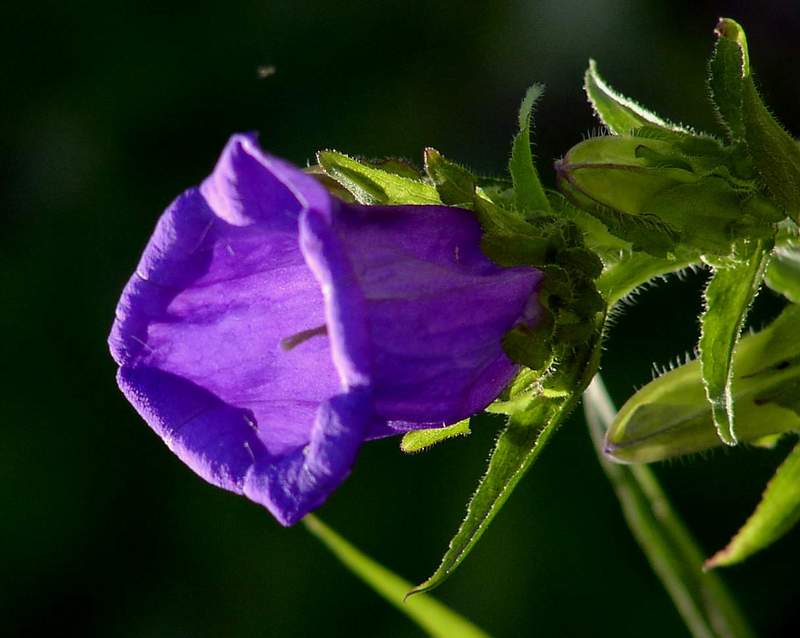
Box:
[109,134,543,525]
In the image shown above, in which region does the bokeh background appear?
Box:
[4,1,800,636]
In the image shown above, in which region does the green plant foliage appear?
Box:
[423,148,477,208]
[412,320,603,595]
[303,516,490,638]
[408,395,568,596]
[584,377,756,638]
[712,18,800,222]
[317,150,441,205]
[509,84,550,214]
[596,250,697,306]
[558,135,779,257]
[583,60,674,135]
[606,304,800,463]
[766,239,800,302]
[708,23,747,140]
[705,441,800,569]
[400,419,472,454]
[699,241,771,445]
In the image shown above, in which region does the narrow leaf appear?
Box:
[606,304,800,463]
[303,516,490,638]
[509,84,550,214]
[401,419,472,454]
[706,440,800,568]
[585,377,756,638]
[584,59,674,135]
[409,396,565,595]
[699,242,771,445]
[317,150,441,205]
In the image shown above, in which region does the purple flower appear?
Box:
[109,134,543,525]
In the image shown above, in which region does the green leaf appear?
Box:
[706,440,800,569]
[408,396,566,596]
[699,241,771,445]
[303,516,490,638]
[423,147,477,208]
[509,84,550,214]
[411,327,603,595]
[317,150,441,205]
[584,59,675,135]
[596,250,697,307]
[766,241,800,302]
[400,419,472,454]
[606,304,800,463]
[584,377,757,638]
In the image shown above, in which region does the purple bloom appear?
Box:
[109,134,543,525]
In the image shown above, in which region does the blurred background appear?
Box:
[3,0,800,635]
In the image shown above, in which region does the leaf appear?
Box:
[606,304,800,463]
[699,241,771,445]
[584,59,674,135]
[408,396,566,596]
[423,148,477,208]
[706,440,800,569]
[509,84,550,214]
[317,150,441,205]
[765,242,800,302]
[596,250,697,307]
[584,377,757,638]
[708,22,747,140]
[303,516,490,638]
[400,419,472,454]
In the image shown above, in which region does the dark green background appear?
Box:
[4,1,799,636]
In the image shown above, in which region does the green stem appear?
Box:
[583,375,756,638]
[303,515,491,638]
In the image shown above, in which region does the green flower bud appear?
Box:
[605,305,800,463]
[556,136,782,255]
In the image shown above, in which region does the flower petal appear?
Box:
[109,137,372,524]
[299,202,543,428]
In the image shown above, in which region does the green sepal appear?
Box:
[742,78,800,221]
[509,84,550,215]
[400,419,472,454]
[605,304,800,463]
[766,237,800,302]
[502,319,555,373]
[708,20,747,140]
[699,239,772,445]
[584,59,676,135]
[316,150,441,205]
[423,148,477,208]
[705,440,800,569]
[713,18,800,221]
[597,249,698,307]
[410,322,603,596]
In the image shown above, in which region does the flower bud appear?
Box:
[556,136,782,255]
